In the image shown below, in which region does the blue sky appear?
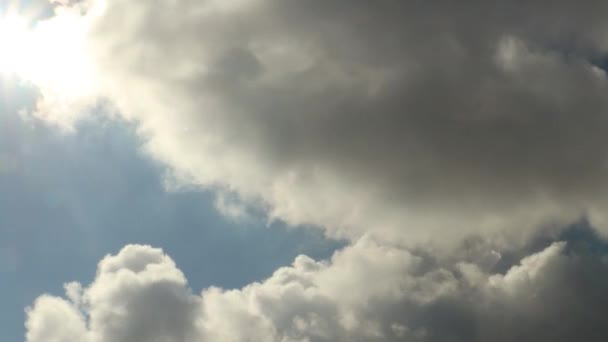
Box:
[0,82,342,341]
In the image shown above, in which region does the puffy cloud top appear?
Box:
[26,231,608,342]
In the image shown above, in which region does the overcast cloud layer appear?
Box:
[24,0,608,340]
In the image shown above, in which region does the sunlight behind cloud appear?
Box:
[0,4,97,128]
[28,12,94,96]
[0,13,30,75]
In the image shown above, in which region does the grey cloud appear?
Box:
[43,0,608,242]
[25,227,608,342]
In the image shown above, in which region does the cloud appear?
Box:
[23,1,608,340]
[26,245,201,342]
[49,0,71,5]
[213,192,256,223]
[27,0,608,244]
[26,229,608,342]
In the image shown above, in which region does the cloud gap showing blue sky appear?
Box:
[0,81,342,341]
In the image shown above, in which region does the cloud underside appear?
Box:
[26,230,608,342]
[50,0,608,243]
[24,0,608,341]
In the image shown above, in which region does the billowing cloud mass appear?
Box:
[33,0,608,243]
[23,0,608,340]
[26,227,608,342]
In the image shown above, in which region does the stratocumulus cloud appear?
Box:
[23,0,608,340]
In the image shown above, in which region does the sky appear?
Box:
[0,65,341,341]
[3,0,608,341]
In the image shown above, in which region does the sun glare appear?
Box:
[0,7,95,98]
[0,14,30,75]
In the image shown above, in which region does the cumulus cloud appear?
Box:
[26,228,608,342]
[26,245,200,342]
[28,0,608,243]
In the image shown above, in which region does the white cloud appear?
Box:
[27,245,200,342]
[26,295,88,342]
[26,238,608,342]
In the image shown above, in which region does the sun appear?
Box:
[0,13,32,75]
[0,5,95,98]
